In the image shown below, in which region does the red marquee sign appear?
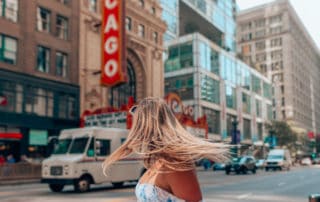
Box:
[101,0,127,86]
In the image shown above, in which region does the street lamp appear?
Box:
[231,117,239,157]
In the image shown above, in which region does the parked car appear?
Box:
[213,163,226,171]
[255,159,265,169]
[312,158,320,165]
[225,156,257,175]
[301,157,312,166]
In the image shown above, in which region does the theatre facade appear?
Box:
[80,0,167,114]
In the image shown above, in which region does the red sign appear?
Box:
[101,0,126,86]
[0,95,7,106]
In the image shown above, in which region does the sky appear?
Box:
[237,0,320,49]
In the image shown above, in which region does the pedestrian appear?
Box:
[0,154,5,165]
[103,97,228,202]
[6,154,16,163]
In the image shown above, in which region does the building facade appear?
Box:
[79,0,166,113]
[0,0,80,160]
[160,0,273,143]
[237,0,320,135]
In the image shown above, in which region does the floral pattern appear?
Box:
[135,183,185,202]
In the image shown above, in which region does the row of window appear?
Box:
[240,15,282,31]
[125,17,159,44]
[240,26,282,42]
[0,34,68,78]
[0,80,77,119]
[242,37,282,53]
[37,7,68,40]
[37,46,68,77]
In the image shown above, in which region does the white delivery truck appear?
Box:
[41,127,145,192]
[265,149,292,171]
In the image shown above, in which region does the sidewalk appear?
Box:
[0,178,40,186]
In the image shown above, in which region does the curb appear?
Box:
[0,179,40,186]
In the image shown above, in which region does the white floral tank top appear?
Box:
[135,182,185,202]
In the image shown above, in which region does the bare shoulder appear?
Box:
[164,169,202,202]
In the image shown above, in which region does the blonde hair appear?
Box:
[103,97,228,172]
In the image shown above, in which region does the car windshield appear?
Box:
[232,157,246,163]
[268,155,283,160]
[52,138,72,154]
[69,137,89,154]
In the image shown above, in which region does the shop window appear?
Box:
[202,107,220,134]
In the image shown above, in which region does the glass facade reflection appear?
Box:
[160,0,178,40]
[165,33,273,140]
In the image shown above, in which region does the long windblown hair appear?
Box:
[103,97,228,173]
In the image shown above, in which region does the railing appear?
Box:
[0,163,41,181]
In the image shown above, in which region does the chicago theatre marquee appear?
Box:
[79,0,166,114]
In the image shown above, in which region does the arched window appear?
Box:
[139,0,144,7]
[110,61,136,108]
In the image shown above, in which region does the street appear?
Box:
[0,166,319,202]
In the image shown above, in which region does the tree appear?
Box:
[265,121,297,149]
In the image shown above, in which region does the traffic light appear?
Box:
[311,153,316,159]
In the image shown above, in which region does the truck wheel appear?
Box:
[75,177,91,192]
[49,184,64,192]
[112,182,124,188]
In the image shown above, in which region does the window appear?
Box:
[56,52,68,77]
[0,0,18,22]
[56,15,68,40]
[255,41,265,51]
[270,37,282,47]
[24,87,54,117]
[263,82,272,98]
[110,61,136,108]
[255,19,265,27]
[269,14,282,24]
[138,24,145,38]
[243,119,251,140]
[226,114,237,137]
[138,0,144,7]
[58,93,76,119]
[271,50,282,60]
[95,139,111,156]
[165,42,193,72]
[252,75,262,95]
[255,30,266,38]
[37,7,50,33]
[151,7,156,15]
[199,41,220,75]
[0,34,17,65]
[256,53,266,62]
[242,93,251,114]
[226,85,236,109]
[37,46,50,73]
[162,10,178,34]
[202,107,220,134]
[88,0,97,12]
[267,104,273,120]
[256,99,262,117]
[0,81,22,113]
[165,74,193,100]
[270,26,282,34]
[153,32,158,43]
[56,0,69,5]
[201,75,220,104]
[125,17,132,31]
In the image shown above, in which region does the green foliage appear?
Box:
[265,121,298,147]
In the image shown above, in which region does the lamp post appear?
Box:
[231,118,239,157]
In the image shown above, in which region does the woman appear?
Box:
[103,97,228,202]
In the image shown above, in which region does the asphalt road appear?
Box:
[0,166,319,202]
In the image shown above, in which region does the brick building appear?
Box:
[0,0,80,161]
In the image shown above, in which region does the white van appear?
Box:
[41,127,145,192]
[265,149,292,171]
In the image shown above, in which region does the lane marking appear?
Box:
[237,193,252,199]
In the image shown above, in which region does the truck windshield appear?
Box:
[53,139,72,154]
[69,137,89,154]
[268,155,283,160]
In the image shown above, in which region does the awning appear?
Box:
[0,133,23,140]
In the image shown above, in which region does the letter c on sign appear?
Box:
[105,60,118,77]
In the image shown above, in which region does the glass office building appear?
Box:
[160,0,273,143]
[160,0,237,52]
[165,33,273,142]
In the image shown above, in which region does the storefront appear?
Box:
[0,69,80,162]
